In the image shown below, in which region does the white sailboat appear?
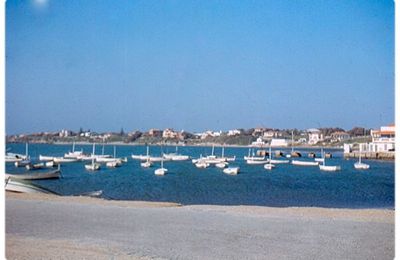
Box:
[244,148,265,161]
[223,167,240,175]
[14,143,31,167]
[154,157,168,175]
[85,143,101,171]
[319,151,341,171]
[354,145,370,170]
[264,146,275,170]
[39,155,56,161]
[106,146,123,168]
[164,146,190,161]
[64,142,84,159]
[291,160,319,166]
[315,148,325,162]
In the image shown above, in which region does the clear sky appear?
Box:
[6,0,394,134]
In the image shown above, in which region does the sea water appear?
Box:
[5,143,394,209]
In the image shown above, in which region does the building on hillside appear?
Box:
[307,128,324,145]
[227,129,242,136]
[251,137,265,147]
[148,129,162,137]
[270,138,289,147]
[162,128,178,139]
[330,131,351,142]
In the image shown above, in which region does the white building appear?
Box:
[162,128,178,139]
[59,129,71,137]
[251,137,265,147]
[307,128,324,145]
[367,125,395,152]
[227,129,242,136]
[270,138,289,147]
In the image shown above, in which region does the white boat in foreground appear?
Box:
[223,167,240,175]
[154,159,168,175]
[141,160,153,168]
[354,162,370,170]
[291,160,319,166]
[354,145,370,170]
[5,178,58,194]
[319,165,341,171]
[85,144,101,171]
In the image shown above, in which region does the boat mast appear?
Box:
[146,145,149,156]
[92,143,96,166]
[359,144,362,163]
[102,143,105,155]
[222,145,225,158]
[113,145,116,158]
[72,142,75,153]
[291,130,294,153]
[25,142,28,158]
[211,145,215,156]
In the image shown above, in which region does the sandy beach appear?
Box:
[6,192,394,259]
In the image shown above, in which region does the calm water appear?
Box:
[6,143,394,209]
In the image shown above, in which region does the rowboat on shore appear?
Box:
[13,143,31,167]
[5,168,61,180]
[5,178,58,194]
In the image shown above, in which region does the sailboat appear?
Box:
[106,146,123,168]
[315,148,325,162]
[244,148,265,161]
[14,143,31,167]
[319,151,341,171]
[354,144,370,170]
[223,166,240,175]
[154,157,168,175]
[85,143,101,171]
[64,142,84,159]
[264,146,275,170]
[164,146,190,161]
[220,145,236,162]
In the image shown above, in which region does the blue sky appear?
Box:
[6,0,394,134]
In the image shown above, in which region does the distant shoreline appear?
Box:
[6,141,343,150]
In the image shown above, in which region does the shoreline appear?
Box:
[6,191,394,222]
[6,191,394,259]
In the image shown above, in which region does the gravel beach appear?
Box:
[6,192,394,259]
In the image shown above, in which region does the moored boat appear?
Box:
[223,167,240,175]
[354,144,370,170]
[291,160,319,166]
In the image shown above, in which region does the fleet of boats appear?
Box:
[5,143,374,186]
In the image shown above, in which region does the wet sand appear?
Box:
[6,192,394,259]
